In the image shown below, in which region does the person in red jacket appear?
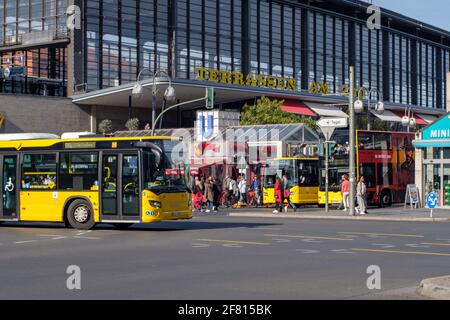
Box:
[273,177,283,214]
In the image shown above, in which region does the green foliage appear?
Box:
[240,96,319,131]
[98,119,113,135]
[125,118,140,131]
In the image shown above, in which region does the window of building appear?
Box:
[22,153,57,190]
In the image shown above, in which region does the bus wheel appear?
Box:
[380,190,392,207]
[318,204,325,208]
[113,223,133,230]
[67,199,96,230]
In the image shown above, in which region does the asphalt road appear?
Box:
[1,213,450,300]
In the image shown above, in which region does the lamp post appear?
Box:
[401,106,416,133]
[349,66,356,216]
[132,69,176,132]
[353,88,384,130]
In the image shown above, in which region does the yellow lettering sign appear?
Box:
[194,67,297,91]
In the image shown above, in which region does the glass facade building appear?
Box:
[1,0,450,111]
[0,0,68,96]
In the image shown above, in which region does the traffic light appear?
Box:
[328,143,336,156]
[318,143,325,157]
[206,87,215,109]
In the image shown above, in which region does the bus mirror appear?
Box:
[136,141,163,166]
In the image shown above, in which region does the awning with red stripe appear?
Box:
[281,100,317,116]
[391,111,428,125]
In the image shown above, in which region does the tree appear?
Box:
[240,96,319,131]
[125,118,140,131]
[98,119,113,135]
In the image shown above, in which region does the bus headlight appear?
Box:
[290,192,295,196]
[149,201,162,208]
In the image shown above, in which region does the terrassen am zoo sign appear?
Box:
[194,67,297,91]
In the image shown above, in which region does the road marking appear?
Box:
[14,240,37,244]
[37,234,64,237]
[405,243,431,248]
[422,242,450,247]
[371,243,396,249]
[331,249,356,254]
[256,227,282,231]
[351,248,450,257]
[436,239,450,242]
[339,232,424,238]
[301,239,322,243]
[296,249,319,254]
[191,243,210,248]
[223,243,243,248]
[195,239,269,246]
[272,238,291,243]
[51,236,67,240]
[264,234,353,241]
[73,236,100,240]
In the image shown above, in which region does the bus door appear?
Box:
[101,152,140,221]
[0,155,19,220]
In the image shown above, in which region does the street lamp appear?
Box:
[132,69,176,132]
[401,106,416,132]
[353,88,384,130]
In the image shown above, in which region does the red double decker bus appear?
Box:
[356,130,415,207]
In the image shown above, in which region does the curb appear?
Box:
[228,212,450,222]
[417,276,450,300]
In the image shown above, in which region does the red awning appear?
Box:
[281,100,317,116]
[391,111,428,125]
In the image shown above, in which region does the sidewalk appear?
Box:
[225,205,450,222]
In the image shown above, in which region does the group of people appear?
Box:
[340,174,368,215]
[192,174,263,212]
[272,174,297,214]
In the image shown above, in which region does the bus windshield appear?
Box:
[264,160,297,187]
[143,150,187,193]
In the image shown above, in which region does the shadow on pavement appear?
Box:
[0,220,282,232]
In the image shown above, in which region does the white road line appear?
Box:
[14,240,37,244]
[51,236,67,240]
[301,239,322,243]
[191,243,210,248]
[73,236,100,240]
[405,243,431,248]
[331,249,356,254]
[272,238,291,243]
[295,249,319,254]
[257,227,282,231]
[223,243,243,248]
[371,244,396,249]
[37,234,64,237]
[436,238,450,242]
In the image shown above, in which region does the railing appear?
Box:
[0,27,69,48]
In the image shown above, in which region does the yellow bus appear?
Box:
[263,157,320,206]
[0,134,192,229]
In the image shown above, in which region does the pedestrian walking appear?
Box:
[356,175,368,215]
[341,174,350,213]
[204,176,215,212]
[238,174,247,206]
[273,176,283,214]
[282,174,297,212]
[251,175,261,207]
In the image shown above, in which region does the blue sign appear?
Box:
[426,192,438,209]
[198,114,214,139]
[422,114,450,140]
